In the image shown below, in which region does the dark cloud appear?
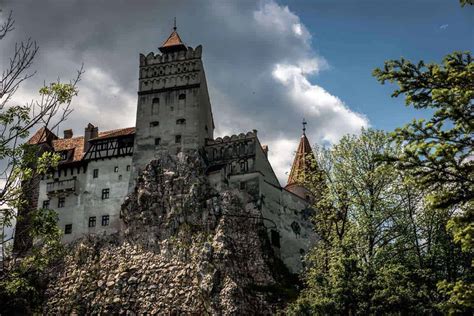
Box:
[1,0,368,183]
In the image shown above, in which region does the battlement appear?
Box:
[139,45,202,67]
[206,130,257,146]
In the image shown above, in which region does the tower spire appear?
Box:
[285,120,317,200]
[159,19,187,54]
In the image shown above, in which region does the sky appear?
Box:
[1,0,473,185]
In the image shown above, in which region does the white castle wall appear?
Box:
[38,156,132,243]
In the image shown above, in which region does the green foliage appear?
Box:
[289,129,470,314]
[0,208,63,313]
[39,82,78,104]
[373,52,473,210]
[372,51,474,314]
[460,0,474,7]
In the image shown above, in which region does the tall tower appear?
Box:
[131,24,214,178]
[285,120,317,201]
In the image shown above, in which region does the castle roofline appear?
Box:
[286,120,316,187]
[159,24,187,54]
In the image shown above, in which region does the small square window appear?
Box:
[118,175,122,181]
[93,169,99,178]
[175,135,181,144]
[155,138,161,146]
[114,166,119,173]
[126,165,130,171]
[102,215,110,226]
[102,188,110,200]
[176,118,186,125]
[178,93,186,100]
[88,216,96,228]
[42,200,50,209]
[65,224,72,234]
[58,197,65,208]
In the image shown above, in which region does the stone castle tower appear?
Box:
[16,25,317,274]
[132,25,214,179]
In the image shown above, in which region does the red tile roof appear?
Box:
[28,126,135,163]
[286,133,315,187]
[27,127,58,145]
[159,29,187,53]
[93,127,135,140]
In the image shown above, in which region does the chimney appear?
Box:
[63,129,73,139]
[84,123,98,152]
[262,145,269,157]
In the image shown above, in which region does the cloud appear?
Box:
[440,24,449,30]
[2,0,369,185]
[272,62,368,143]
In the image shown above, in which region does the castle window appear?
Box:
[58,197,65,208]
[118,175,122,181]
[114,166,119,173]
[93,169,99,178]
[126,165,130,171]
[178,93,186,100]
[65,224,72,234]
[175,135,182,144]
[102,215,110,226]
[155,138,161,145]
[152,97,160,104]
[240,160,248,172]
[205,125,208,132]
[42,200,50,209]
[150,121,159,127]
[59,150,68,161]
[271,229,280,248]
[176,118,186,125]
[102,188,110,200]
[88,216,96,228]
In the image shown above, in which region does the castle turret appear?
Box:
[131,23,215,180]
[285,120,316,201]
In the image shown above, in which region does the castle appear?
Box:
[15,26,317,273]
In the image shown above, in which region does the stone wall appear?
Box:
[44,152,298,314]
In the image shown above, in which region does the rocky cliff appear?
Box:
[44,153,298,314]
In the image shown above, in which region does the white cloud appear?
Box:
[272,62,368,143]
[265,137,299,185]
[254,1,311,44]
[3,0,370,184]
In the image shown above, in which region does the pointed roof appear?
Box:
[27,126,58,145]
[159,22,187,54]
[286,121,316,187]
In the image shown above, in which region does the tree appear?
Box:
[288,129,469,314]
[373,52,473,314]
[0,10,82,313]
[373,52,473,210]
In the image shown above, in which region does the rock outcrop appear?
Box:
[44,152,297,314]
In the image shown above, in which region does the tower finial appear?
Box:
[302,118,307,135]
[173,17,177,31]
